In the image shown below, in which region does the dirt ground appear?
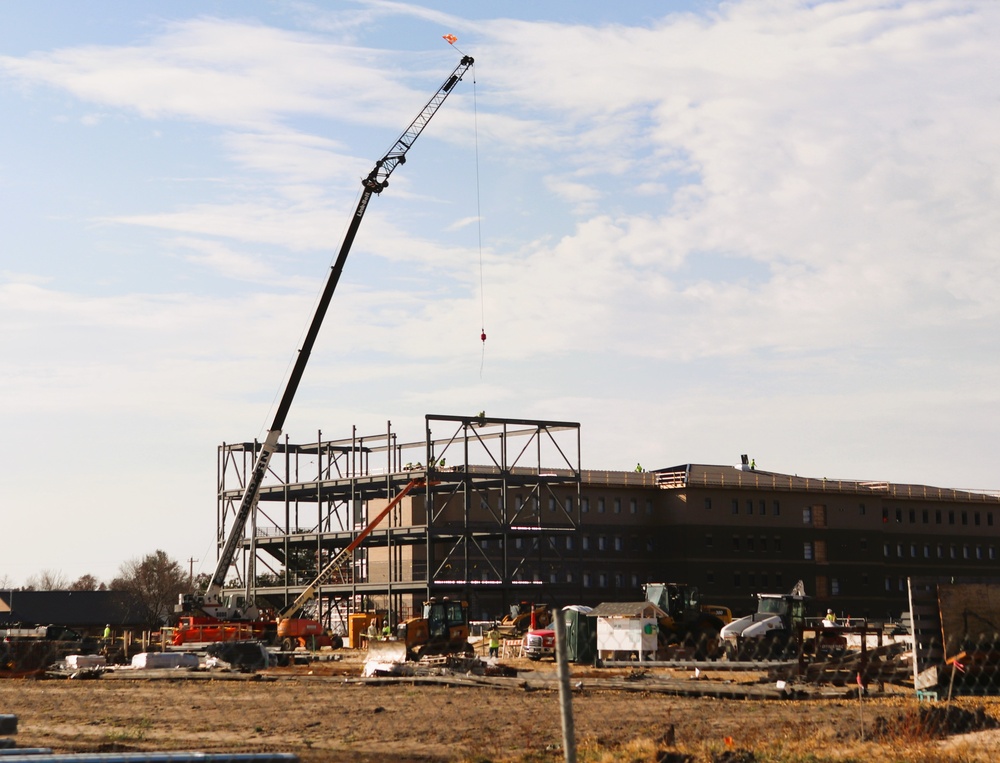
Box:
[3,650,1000,762]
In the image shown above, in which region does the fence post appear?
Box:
[554,608,577,763]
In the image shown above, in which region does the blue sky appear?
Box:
[2,0,999,587]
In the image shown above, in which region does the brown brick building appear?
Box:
[220,415,1000,630]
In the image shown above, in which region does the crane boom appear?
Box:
[197,55,474,618]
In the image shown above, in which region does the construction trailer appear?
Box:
[217,413,583,634]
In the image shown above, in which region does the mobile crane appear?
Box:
[177,56,475,634]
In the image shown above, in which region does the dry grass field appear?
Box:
[2,651,1000,762]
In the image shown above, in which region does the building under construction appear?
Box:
[218,413,1000,632]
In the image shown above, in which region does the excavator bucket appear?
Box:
[365,640,408,666]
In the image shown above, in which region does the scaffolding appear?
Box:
[216,414,582,632]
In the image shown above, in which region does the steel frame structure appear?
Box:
[216,414,582,631]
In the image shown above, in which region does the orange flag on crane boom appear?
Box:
[443,34,458,45]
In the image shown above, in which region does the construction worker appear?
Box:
[382,620,392,641]
[366,619,378,648]
[487,624,501,659]
[635,463,643,473]
[824,608,837,627]
[102,624,111,642]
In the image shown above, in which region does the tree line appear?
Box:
[1,550,207,627]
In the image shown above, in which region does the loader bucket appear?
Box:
[365,640,408,664]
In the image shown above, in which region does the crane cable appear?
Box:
[471,67,487,377]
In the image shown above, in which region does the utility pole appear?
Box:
[187,558,198,589]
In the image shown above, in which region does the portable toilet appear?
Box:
[562,605,595,663]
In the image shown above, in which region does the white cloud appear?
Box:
[3,2,1000,586]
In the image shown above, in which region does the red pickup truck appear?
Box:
[522,627,555,661]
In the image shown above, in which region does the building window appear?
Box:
[566,571,574,583]
[950,545,957,559]
[895,509,902,524]
[581,497,589,513]
[882,508,889,524]
[962,512,968,526]
[885,577,892,592]
[923,544,930,558]
[862,573,869,586]
[614,573,624,588]
[598,573,608,588]
[975,512,981,527]
[989,513,995,527]
[566,536,574,550]
[550,572,558,584]
[859,503,866,516]
[896,543,903,558]
[804,542,814,560]
[937,544,944,559]
[910,543,917,558]
[774,536,782,553]
[645,499,653,514]
[548,497,556,511]
[734,572,741,587]
[948,511,955,525]
[613,536,623,551]
[706,570,715,584]
[831,578,840,596]
[565,497,573,513]
[898,578,906,592]
[747,572,756,587]
[747,536,755,552]
[582,536,590,551]
[613,498,621,514]
[598,498,606,514]
[883,543,890,558]
[803,507,813,525]
[759,500,766,515]
[705,497,713,510]
[630,499,637,514]
[747,499,754,515]
[860,537,868,551]
[631,573,639,587]
[935,510,942,524]
[976,545,983,560]
[963,545,970,559]
[990,546,997,561]
[773,500,781,516]
[921,510,928,523]
[515,537,523,549]
[732,536,741,552]
[760,536,768,553]
[732,499,739,515]
[705,534,714,548]
[646,539,654,552]
[598,536,607,551]
[583,573,591,588]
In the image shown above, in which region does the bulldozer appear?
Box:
[643,582,731,659]
[368,597,472,663]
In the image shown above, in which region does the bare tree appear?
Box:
[23,569,69,591]
[111,551,188,627]
[69,574,103,591]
